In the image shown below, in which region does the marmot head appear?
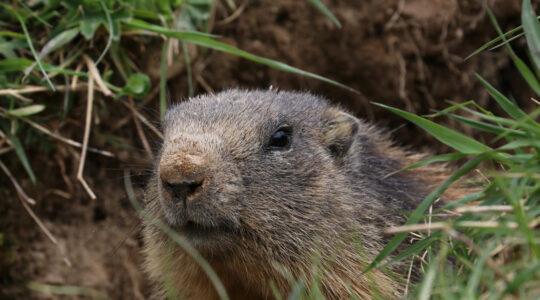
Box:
[151,89,364,258]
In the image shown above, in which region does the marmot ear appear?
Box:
[321,108,359,157]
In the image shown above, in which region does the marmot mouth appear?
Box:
[181,220,234,237]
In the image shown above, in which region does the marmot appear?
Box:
[142,89,463,299]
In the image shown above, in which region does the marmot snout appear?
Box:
[143,89,461,299]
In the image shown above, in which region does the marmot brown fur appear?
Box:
[142,89,465,299]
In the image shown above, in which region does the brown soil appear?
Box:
[0,0,535,299]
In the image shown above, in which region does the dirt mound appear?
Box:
[1,0,532,299]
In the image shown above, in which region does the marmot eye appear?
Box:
[268,126,292,150]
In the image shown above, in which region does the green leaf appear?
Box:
[41,28,80,59]
[373,103,492,154]
[0,58,35,71]
[0,38,28,58]
[522,0,540,71]
[23,28,80,77]
[0,58,87,77]
[7,105,46,117]
[10,135,36,185]
[119,73,151,99]
[306,0,341,28]
[80,14,102,40]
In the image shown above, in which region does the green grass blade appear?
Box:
[125,19,358,94]
[365,154,488,273]
[383,234,440,268]
[418,255,438,300]
[503,262,540,294]
[384,153,468,178]
[434,190,485,213]
[488,32,524,52]
[123,169,229,300]
[465,243,494,299]
[447,113,527,138]
[465,26,523,61]
[522,0,540,71]
[373,102,492,154]
[306,0,341,28]
[458,105,540,135]
[0,30,27,39]
[10,135,36,184]
[474,73,534,123]
[1,3,56,90]
[160,38,168,120]
[23,27,80,77]
[124,19,218,38]
[465,15,540,60]
[95,0,113,66]
[486,8,540,95]
[182,42,194,97]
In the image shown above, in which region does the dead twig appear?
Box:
[0,108,113,157]
[0,160,36,205]
[77,57,97,200]
[385,220,527,233]
[20,198,72,267]
[403,257,415,298]
[0,146,14,155]
[0,83,105,96]
[216,0,247,26]
[121,101,163,139]
[196,74,215,95]
[71,62,83,89]
[454,205,515,214]
[55,154,74,195]
[129,96,153,159]
[83,54,112,96]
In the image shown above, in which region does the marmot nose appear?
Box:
[162,179,204,203]
[159,148,208,204]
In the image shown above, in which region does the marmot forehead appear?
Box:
[162,89,332,136]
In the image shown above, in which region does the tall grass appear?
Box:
[369,1,540,298]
